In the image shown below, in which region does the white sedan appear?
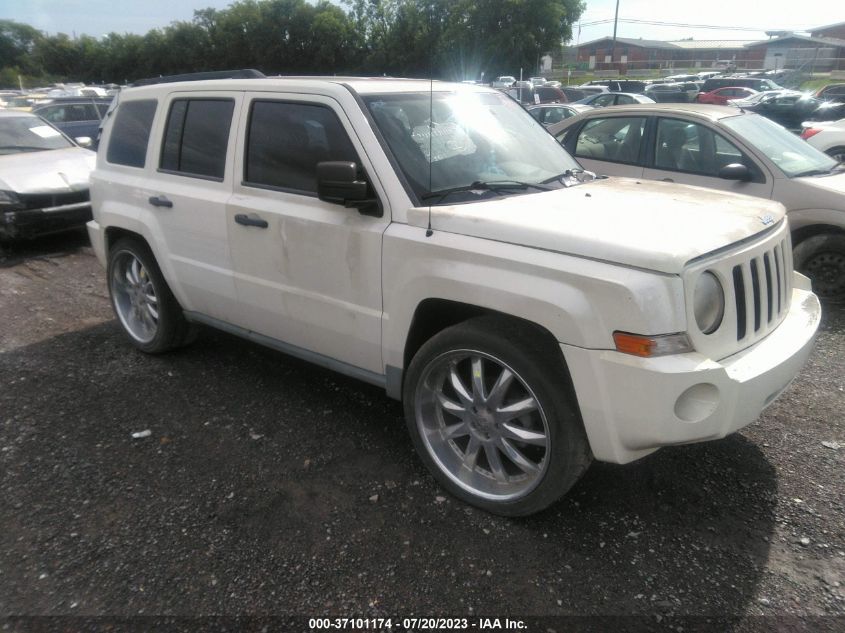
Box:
[802,117,845,164]
[0,110,95,241]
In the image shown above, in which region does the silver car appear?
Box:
[549,103,845,300]
[0,110,95,241]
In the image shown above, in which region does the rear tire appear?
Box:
[403,316,591,516]
[824,146,845,164]
[793,234,845,303]
[107,237,194,353]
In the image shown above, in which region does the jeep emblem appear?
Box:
[760,214,775,226]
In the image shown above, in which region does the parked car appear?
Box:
[664,74,700,83]
[815,83,845,101]
[505,84,537,105]
[727,89,800,108]
[560,87,588,101]
[89,75,819,516]
[535,85,569,103]
[529,77,546,87]
[574,92,656,107]
[549,104,845,300]
[31,98,112,148]
[586,79,648,94]
[0,110,95,241]
[805,101,845,124]
[527,103,592,125]
[544,80,562,88]
[701,76,782,93]
[575,85,611,96]
[644,83,689,103]
[801,117,845,163]
[697,87,758,106]
[741,93,824,132]
[492,75,516,89]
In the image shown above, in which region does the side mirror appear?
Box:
[75,136,93,148]
[316,161,380,216]
[718,163,752,182]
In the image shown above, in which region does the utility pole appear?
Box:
[610,0,620,71]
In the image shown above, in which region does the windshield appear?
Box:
[0,116,73,154]
[721,113,838,177]
[364,90,581,204]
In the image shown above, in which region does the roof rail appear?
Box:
[133,69,265,87]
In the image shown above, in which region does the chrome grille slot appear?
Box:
[729,236,792,342]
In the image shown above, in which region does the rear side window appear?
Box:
[244,101,359,194]
[106,99,157,168]
[160,99,234,180]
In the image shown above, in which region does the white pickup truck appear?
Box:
[88,76,821,516]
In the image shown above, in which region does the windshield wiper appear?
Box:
[793,164,844,178]
[419,180,550,204]
[0,145,48,152]
[541,168,598,185]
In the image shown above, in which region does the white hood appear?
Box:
[407,177,786,274]
[0,147,96,194]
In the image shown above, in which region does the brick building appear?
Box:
[575,37,762,73]
[811,21,845,41]
[575,29,845,73]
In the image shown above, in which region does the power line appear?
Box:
[577,17,814,32]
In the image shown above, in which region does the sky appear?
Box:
[2,0,844,43]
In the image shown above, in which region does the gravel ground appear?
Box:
[0,233,843,631]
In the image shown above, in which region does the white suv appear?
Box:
[89,75,821,516]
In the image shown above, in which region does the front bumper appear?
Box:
[1,202,92,240]
[562,273,821,464]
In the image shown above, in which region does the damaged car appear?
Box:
[0,110,95,241]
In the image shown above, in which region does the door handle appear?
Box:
[234,213,268,229]
[148,195,173,208]
[661,178,674,183]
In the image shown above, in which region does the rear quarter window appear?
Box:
[106,99,157,168]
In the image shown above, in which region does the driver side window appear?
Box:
[654,117,748,177]
[574,116,646,164]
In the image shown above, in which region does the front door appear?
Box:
[643,117,773,199]
[227,94,391,374]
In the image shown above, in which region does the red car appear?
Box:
[696,87,757,105]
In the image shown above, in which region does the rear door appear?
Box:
[142,91,243,323]
[564,114,647,178]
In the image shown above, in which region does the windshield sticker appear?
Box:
[411,121,477,163]
[29,125,62,139]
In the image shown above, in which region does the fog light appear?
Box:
[674,383,720,423]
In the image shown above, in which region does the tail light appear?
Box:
[800,127,822,140]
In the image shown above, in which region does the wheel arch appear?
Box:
[104,226,147,255]
[792,222,845,246]
[395,299,577,403]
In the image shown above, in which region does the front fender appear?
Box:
[381,223,686,371]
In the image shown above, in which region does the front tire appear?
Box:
[107,237,193,353]
[403,317,591,516]
[793,233,845,303]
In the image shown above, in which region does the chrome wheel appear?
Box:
[414,350,550,501]
[110,251,159,344]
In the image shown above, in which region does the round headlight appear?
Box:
[694,271,725,335]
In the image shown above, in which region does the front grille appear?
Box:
[684,220,793,361]
[730,235,792,343]
[17,189,90,210]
